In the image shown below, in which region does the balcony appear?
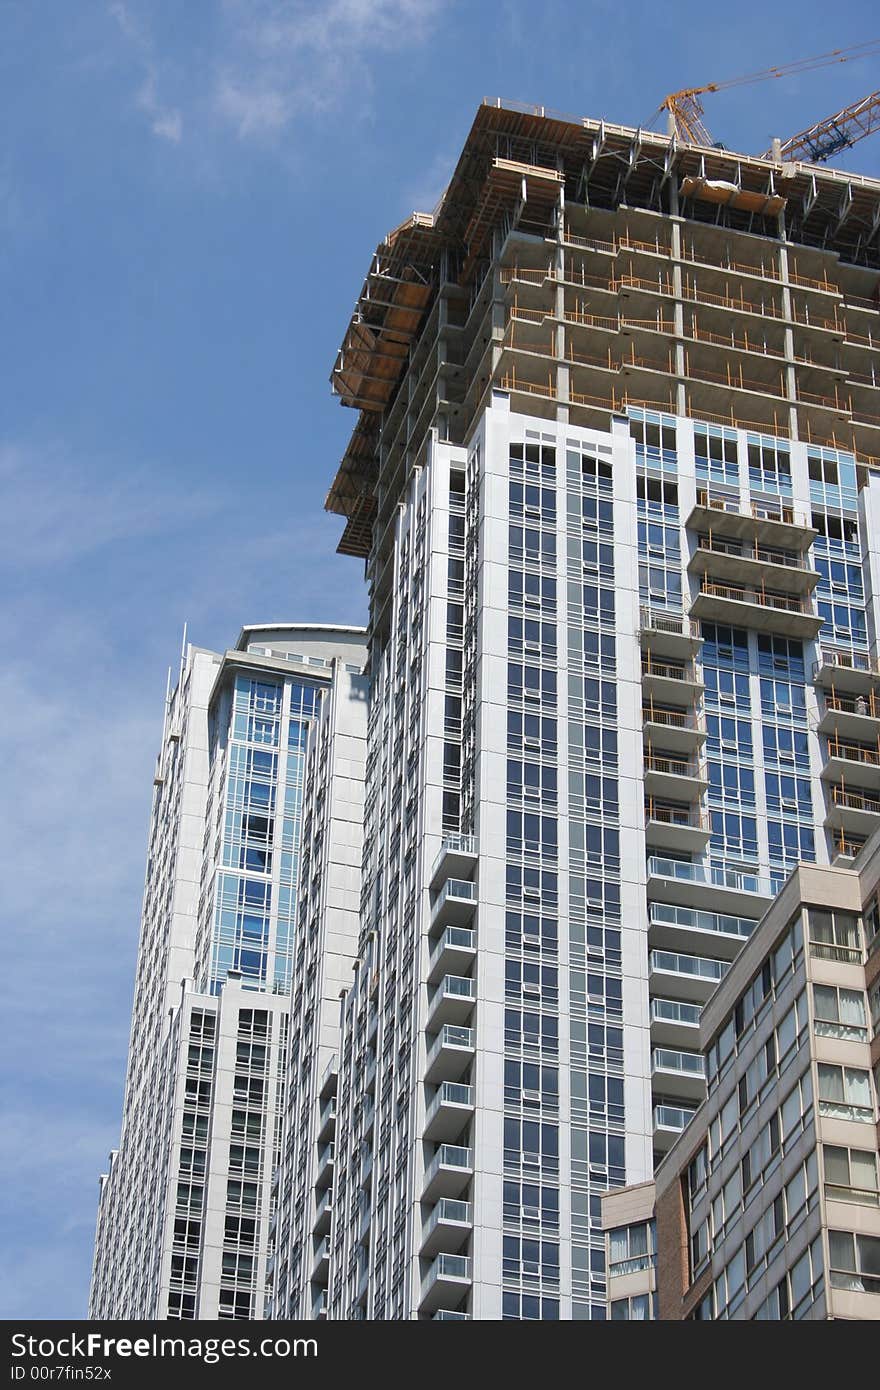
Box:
[426,974,475,1031]
[647,899,757,960]
[824,784,880,837]
[424,1082,474,1142]
[651,1047,707,1103]
[649,948,728,1003]
[642,703,707,754]
[641,654,704,706]
[425,1024,476,1083]
[419,1253,472,1314]
[653,1104,698,1154]
[644,799,712,853]
[650,997,703,1050]
[686,490,817,551]
[688,535,819,595]
[312,1291,328,1320]
[822,738,880,791]
[311,1235,330,1285]
[428,926,477,984]
[430,834,479,891]
[646,855,774,916]
[817,690,880,740]
[315,1142,335,1190]
[423,1145,473,1201]
[690,579,823,639]
[420,1198,472,1257]
[317,1095,336,1144]
[643,751,708,801]
[813,647,880,695]
[829,830,868,864]
[639,607,703,660]
[430,878,477,933]
[433,1309,471,1320]
[319,1054,338,1103]
[313,1187,333,1236]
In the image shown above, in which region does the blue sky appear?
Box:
[2,0,877,1320]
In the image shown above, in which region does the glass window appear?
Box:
[829,1231,880,1293]
[818,1063,873,1120]
[823,1145,879,1205]
[813,984,868,1041]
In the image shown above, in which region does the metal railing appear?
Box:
[641,656,703,687]
[826,739,880,767]
[824,691,880,718]
[645,800,709,831]
[698,579,813,614]
[696,535,811,570]
[694,489,810,529]
[639,607,698,637]
[828,789,878,817]
[644,752,705,779]
[814,648,880,678]
[642,705,703,730]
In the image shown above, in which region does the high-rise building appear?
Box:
[89,625,366,1320]
[287,101,880,1319]
[602,845,880,1320]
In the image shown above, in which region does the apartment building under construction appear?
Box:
[261,100,880,1321]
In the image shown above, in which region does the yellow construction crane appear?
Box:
[658,40,880,163]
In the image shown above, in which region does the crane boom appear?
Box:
[767,90,880,162]
[657,39,880,156]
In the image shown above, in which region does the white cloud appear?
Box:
[107,0,449,145]
[109,1,183,143]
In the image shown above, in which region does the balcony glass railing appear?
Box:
[652,1047,706,1077]
[647,857,773,896]
[432,1082,473,1107]
[432,879,477,914]
[425,1146,473,1183]
[431,975,475,1003]
[425,1254,471,1284]
[425,1198,472,1236]
[649,900,758,938]
[651,998,702,1026]
[653,1104,698,1131]
[430,927,476,961]
[431,834,479,881]
[427,1025,475,1061]
[650,950,727,982]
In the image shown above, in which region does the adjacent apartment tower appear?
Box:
[269,102,880,1321]
[603,849,880,1319]
[89,625,366,1319]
